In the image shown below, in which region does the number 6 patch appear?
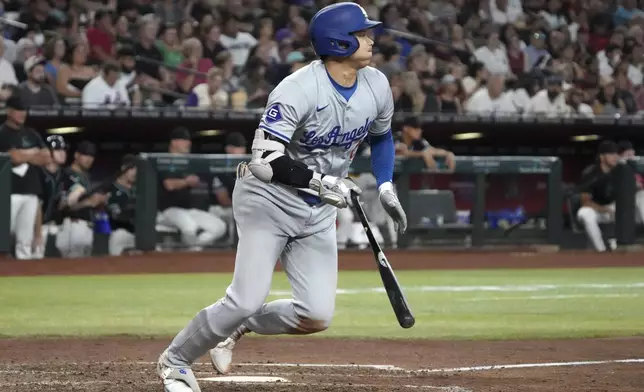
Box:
[265,103,283,124]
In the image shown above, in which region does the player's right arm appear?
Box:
[248,80,360,208]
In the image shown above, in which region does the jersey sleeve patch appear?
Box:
[264,103,283,124]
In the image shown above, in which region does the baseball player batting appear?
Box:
[156,4,407,391]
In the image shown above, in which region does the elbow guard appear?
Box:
[248,129,286,183]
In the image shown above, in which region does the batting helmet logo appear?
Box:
[308,2,382,58]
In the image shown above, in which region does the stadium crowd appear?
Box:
[0,0,643,116]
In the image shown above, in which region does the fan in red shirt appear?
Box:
[86,10,115,64]
[176,38,214,94]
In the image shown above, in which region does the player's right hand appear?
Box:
[309,173,361,209]
[185,175,201,187]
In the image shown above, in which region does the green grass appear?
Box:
[1,268,644,340]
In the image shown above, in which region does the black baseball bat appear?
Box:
[350,192,415,329]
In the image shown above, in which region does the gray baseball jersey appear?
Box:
[259,60,394,178]
[164,61,394,368]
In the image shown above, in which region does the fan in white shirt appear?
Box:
[523,77,572,118]
[219,15,258,70]
[465,74,517,115]
[474,31,510,76]
[82,62,131,109]
[0,38,18,88]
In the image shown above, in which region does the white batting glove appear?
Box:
[309,173,362,209]
[379,182,407,233]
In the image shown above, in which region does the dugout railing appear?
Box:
[133,154,566,250]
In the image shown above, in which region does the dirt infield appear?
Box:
[1,250,643,391]
[0,337,642,391]
[1,249,644,276]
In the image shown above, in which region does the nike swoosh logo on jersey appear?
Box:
[316,105,329,112]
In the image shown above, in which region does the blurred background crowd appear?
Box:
[1,0,644,116]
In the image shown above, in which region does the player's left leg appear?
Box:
[14,195,39,259]
[187,208,227,246]
[211,206,338,373]
[634,190,644,224]
[108,228,136,256]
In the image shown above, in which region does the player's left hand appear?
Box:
[309,173,361,209]
[379,182,407,233]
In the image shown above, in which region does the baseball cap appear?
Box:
[402,116,422,129]
[23,55,47,74]
[76,141,97,156]
[225,132,247,147]
[598,140,619,155]
[5,93,27,111]
[170,127,192,141]
[618,140,634,154]
[275,28,295,43]
[121,153,137,167]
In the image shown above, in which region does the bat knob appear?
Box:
[400,316,415,329]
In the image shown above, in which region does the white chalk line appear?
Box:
[0,379,470,390]
[269,282,644,296]
[417,358,644,373]
[465,293,642,301]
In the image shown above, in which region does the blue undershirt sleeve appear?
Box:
[368,129,395,188]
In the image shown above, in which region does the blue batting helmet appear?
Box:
[309,2,381,57]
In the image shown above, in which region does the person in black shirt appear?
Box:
[394,116,456,171]
[157,127,227,249]
[107,154,138,256]
[56,141,108,258]
[575,141,642,252]
[33,135,67,259]
[0,94,50,259]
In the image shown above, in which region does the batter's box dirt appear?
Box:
[1,337,644,391]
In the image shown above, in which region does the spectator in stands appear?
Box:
[43,37,66,85]
[0,38,19,89]
[567,86,595,118]
[214,51,240,92]
[155,0,186,25]
[82,62,130,108]
[56,42,97,103]
[615,71,639,114]
[176,38,214,94]
[396,71,439,114]
[488,0,525,25]
[254,18,280,64]
[87,10,116,64]
[524,74,570,117]
[185,67,228,109]
[593,76,627,115]
[524,30,550,73]
[465,74,517,114]
[461,61,488,98]
[201,24,227,64]
[115,14,136,48]
[438,74,463,114]
[474,29,510,76]
[240,56,271,109]
[157,24,184,69]
[377,41,403,80]
[219,13,257,72]
[117,46,142,106]
[135,18,172,97]
[14,38,38,83]
[506,34,526,77]
[179,19,196,42]
[18,56,59,107]
[15,0,60,41]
